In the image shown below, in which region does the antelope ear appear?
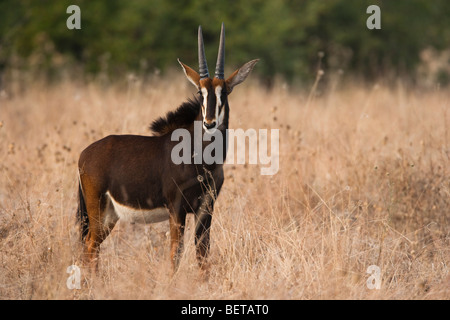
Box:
[225,59,259,94]
[178,59,200,89]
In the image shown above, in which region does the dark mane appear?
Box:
[149,96,201,136]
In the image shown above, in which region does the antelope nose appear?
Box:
[204,121,216,129]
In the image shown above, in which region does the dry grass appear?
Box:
[0,74,448,299]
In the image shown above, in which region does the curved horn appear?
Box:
[198,26,209,79]
[214,23,225,79]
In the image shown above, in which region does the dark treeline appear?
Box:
[0,0,449,86]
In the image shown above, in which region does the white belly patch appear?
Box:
[105,191,169,224]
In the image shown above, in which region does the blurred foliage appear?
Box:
[0,0,449,85]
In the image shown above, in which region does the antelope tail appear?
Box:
[76,182,89,242]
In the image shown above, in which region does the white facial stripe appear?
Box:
[215,86,222,126]
[218,104,225,125]
[201,87,208,123]
[201,88,208,112]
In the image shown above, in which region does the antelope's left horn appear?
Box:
[214,23,225,80]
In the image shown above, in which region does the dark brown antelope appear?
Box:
[77,23,258,271]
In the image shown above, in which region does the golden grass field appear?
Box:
[0,73,448,299]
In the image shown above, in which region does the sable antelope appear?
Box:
[77,23,258,271]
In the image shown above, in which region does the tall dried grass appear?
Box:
[0,74,448,299]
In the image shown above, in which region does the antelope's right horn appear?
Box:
[198,26,209,79]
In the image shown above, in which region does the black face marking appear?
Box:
[205,88,217,122]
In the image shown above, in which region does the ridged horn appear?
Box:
[198,26,209,79]
[214,23,225,79]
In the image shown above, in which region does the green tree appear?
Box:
[1,0,449,84]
